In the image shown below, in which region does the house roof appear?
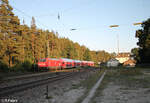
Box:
[108,58,119,62]
[116,52,130,58]
[123,59,136,65]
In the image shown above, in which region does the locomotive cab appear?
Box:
[38,58,48,70]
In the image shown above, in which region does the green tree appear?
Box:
[96,50,112,63]
[83,48,91,61]
[135,18,150,63]
[131,48,140,62]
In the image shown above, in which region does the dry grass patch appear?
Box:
[91,67,150,103]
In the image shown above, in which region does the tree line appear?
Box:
[0,0,114,71]
[131,18,150,64]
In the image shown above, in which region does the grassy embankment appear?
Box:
[91,66,150,103]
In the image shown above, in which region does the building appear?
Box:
[123,59,136,67]
[115,52,130,64]
[107,58,119,67]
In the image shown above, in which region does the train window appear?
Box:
[39,59,46,62]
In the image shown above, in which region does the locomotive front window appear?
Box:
[40,59,46,62]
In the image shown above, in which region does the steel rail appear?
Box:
[0,72,75,97]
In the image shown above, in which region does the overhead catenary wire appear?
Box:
[62,0,96,13]
[10,1,143,32]
[35,0,96,18]
[11,5,52,30]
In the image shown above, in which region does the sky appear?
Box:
[9,0,150,53]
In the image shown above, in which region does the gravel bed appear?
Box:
[0,69,99,103]
[0,72,67,88]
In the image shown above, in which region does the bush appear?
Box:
[0,59,38,72]
[32,64,39,72]
[10,60,34,72]
[0,61,9,72]
[22,60,32,71]
[11,63,25,72]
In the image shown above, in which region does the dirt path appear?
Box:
[81,71,106,103]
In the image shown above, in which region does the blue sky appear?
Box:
[9,0,150,53]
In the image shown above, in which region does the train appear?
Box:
[38,58,94,70]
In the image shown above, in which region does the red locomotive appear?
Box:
[38,58,62,70]
[38,58,94,70]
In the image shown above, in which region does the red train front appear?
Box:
[38,58,61,70]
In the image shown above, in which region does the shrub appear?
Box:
[10,60,33,72]
[22,60,32,71]
[32,64,39,72]
[0,61,9,72]
[11,63,25,72]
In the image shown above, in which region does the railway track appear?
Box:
[2,68,79,82]
[0,72,75,97]
[0,69,81,89]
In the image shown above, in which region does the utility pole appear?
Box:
[46,40,49,58]
[109,25,119,54]
[109,22,142,54]
[46,33,49,58]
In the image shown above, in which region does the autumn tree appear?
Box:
[0,0,115,70]
[30,16,37,63]
[0,0,22,67]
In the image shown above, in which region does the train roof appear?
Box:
[74,60,81,62]
[39,58,59,60]
[60,58,74,62]
[39,58,94,63]
[48,58,60,60]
